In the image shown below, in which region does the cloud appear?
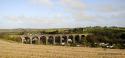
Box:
[59,0,86,10]
[95,5,125,13]
[72,12,97,21]
[2,14,76,28]
[28,0,102,22]
[1,0,125,28]
[4,15,66,24]
[58,0,97,21]
[30,0,86,9]
[28,0,125,24]
[30,0,53,8]
[110,11,125,19]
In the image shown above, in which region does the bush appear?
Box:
[0,33,21,42]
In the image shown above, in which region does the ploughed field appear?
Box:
[0,39,125,58]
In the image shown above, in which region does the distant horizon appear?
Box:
[0,0,125,28]
[0,25,124,29]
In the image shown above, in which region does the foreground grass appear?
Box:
[0,39,125,58]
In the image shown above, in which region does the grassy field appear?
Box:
[0,39,125,58]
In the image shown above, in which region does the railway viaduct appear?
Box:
[20,34,88,45]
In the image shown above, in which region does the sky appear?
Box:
[0,0,125,29]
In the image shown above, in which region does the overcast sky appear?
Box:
[0,0,125,29]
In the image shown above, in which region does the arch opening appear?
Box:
[32,36,39,44]
[48,36,54,44]
[68,35,73,44]
[40,36,46,44]
[24,36,30,44]
[62,35,68,45]
[55,36,61,45]
[75,35,81,44]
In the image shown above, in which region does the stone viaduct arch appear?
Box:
[20,34,88,45]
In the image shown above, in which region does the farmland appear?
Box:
[0,39,125,58]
